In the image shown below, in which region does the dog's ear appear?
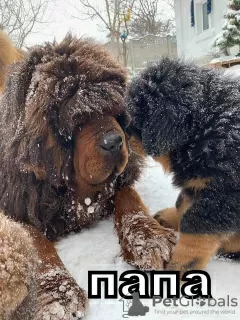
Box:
[2,49,56,181]
[1,47,73,187]
[127,58,203,156]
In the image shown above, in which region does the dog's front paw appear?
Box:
[154,207,180,231]
[120,214,177,270]
[36,267,87,320]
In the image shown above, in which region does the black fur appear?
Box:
[127,57,240,235]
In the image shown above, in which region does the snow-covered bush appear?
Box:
[213,0,240,56]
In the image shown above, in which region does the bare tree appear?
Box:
[70,0,135,65]
[71,0,135,41]
[0,0,54,48]
[163,0,175,11]
[130,0,175,38]
[130,18,175,37]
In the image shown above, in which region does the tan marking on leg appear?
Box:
[185,178,212,190]
[154,208,179,230]
[167,233,222,274]
[154,154,171,173]
[154,193,192,231]
[178,193,192,215]
[220,233,240,253]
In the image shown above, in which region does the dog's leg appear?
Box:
[154,191,191,231]
[154,208,180,231]
[167,233,221,275]
[219,234,240,260]
[114,186,177,270]
[166,193,238,274]
[165,196,224,274]
[221,233,240,252]
[26,226,87,320]
[0,212,37,320]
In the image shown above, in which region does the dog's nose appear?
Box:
[100,132,123,154]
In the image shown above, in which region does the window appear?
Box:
[202,2,209,31]
[196,0,211,35]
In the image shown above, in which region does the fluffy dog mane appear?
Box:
[127,57,240,188]
[0,34,143,240]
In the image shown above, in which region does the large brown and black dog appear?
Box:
[127,57,240,276]
[0,34,176,319]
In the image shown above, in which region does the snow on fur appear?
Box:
[37,266,87,320]
[56,158,240,320]
[0,212,38,319]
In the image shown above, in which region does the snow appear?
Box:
[56,158,240,319]
[224,64,240,78]
[87,206,95,214]
[84,198,91,206]
[210,55,240,63]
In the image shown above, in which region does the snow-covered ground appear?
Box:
[56,158,240,319]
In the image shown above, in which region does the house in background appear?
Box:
[175,0,228,64]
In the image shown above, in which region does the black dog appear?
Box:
[127,57,240,274]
